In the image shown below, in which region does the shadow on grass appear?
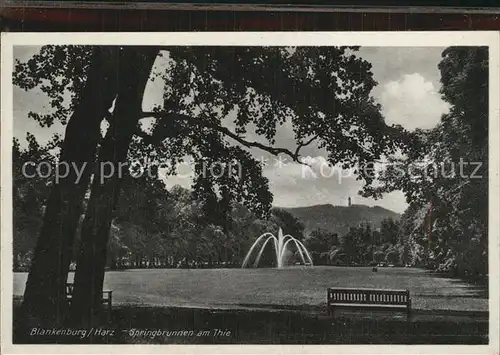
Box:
[13,299,488,345]
[420,271,489,299]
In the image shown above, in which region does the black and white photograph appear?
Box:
[1,32,499,353]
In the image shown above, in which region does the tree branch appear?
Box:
[294,135,319,157]
[139,111,316,165]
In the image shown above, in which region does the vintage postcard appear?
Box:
[1,32,499,355]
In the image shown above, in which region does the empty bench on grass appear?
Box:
[65,283,113,313]
[327,288,411,317]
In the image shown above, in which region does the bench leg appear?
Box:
[406,299,412,321]
[404,306,412,322]
[107,295,112,323]
[327,306,335,317]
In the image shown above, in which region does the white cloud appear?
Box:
[142,53,171,112]
[378,73,450,130]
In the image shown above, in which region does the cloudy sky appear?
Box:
[13,46,450,214]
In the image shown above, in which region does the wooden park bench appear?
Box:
[66,283,113,314]
[327,287,411,317]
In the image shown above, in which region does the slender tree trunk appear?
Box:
[110,254,117,270]
[70,47,158,326]
[21,47,119,327]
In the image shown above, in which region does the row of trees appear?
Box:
[12,134,403,271]
[13,143,305,270]
[304,218,404,266]
[15,140,405,270]
[15,138,406,270]
[106,181,307,269]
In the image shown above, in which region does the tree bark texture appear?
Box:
[21,47,120,327]
[70,47,158,326]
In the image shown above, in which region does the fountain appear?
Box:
[241,228,314,268]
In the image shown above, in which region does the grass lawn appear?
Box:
[12,266,488,344]
[13,266,489,312]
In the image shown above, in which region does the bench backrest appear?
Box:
[328,288,410,306]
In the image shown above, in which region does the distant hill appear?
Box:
[280,204,400,237]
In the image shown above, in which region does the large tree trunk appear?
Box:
[21,47,120,327]
[70,47,158,326]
